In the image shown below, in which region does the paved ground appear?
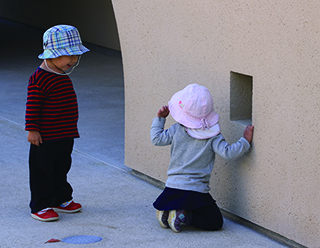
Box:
[0,18,291,247]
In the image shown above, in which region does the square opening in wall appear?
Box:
[230,71,252,125]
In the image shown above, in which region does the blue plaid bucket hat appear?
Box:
[38,25,89,59]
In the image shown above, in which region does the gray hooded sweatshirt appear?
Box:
[151,117,251,193]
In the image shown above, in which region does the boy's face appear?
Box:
[51,55,79,72]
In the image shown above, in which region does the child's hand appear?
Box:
[243,125,254,144]
[157,105,170,118]
[28,131,43,146]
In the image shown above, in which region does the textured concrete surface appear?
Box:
[0,18,290,247]
[111,2,319,247]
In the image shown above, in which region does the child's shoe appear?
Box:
[31,208,59,222]
[168,210,186,233]
[53,200,82,213]
[156,210,169,228]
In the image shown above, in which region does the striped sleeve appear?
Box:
[25,71,45,131]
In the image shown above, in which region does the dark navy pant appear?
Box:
[187,203,224,231]
[29,139,74,213]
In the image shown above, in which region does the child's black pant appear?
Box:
[29,139,74,213]
[188,203,224,231]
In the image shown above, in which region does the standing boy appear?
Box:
[25,25,89,221]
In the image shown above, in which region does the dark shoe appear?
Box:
[156,210,169,228]
[168,210,186,233]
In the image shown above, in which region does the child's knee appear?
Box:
[201,215,223,231]
[209,218,223,231]
[189,211,224,231]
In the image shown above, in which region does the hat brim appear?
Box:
[186,123,221,139]
[38,45,89,59]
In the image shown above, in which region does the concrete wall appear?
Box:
[112,1,320,247]
[1,0,319,246]
[0,0,120,51]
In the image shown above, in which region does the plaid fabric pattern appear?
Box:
[39,25,89,59]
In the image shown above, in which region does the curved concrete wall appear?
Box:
[112,1,319,247]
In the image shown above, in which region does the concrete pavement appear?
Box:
[0,18,291,247]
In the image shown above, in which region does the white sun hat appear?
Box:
[168,83,220,139]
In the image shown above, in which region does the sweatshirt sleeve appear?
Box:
[150,117,174,146]
[211,134,251,160]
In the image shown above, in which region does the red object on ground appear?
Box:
[45,238,61,243]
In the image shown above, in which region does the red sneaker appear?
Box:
[31,208,59,222]
[53,200,82,213]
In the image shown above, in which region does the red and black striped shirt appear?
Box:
[25,67,79,141]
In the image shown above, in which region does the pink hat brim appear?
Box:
[186,123,221,139]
